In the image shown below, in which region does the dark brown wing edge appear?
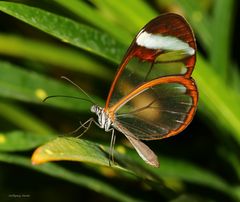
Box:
[105,13,196,109]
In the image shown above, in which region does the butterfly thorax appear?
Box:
[90,105,112,131]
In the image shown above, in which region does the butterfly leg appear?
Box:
[77,117,107,137]
[72,118,94,138]
[107,128,116,166]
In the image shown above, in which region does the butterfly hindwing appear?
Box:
[109,76,198,140]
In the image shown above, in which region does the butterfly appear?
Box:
[78,13,198,167]
[59,13,198,167]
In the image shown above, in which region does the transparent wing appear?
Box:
[105,13,196,108]
[111,76,198,140]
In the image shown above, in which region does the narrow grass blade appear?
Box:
[194,55,240,142]
[92,0,156,33]
[0,101,55,134]
[0,34,112,79]
[157,0,212,52]
[0,61,103,111]
[210,0,235,80]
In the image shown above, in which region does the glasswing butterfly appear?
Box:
[88,13,198,167]
[49,13,198,167]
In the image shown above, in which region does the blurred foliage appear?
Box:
[0,0,239,202]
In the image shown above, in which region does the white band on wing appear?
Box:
[136,31,195,56]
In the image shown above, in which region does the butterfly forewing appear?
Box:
[106,13,196,109]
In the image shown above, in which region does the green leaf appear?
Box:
[231,64,240,92]
[177,0,212,52]
[93,0,139,34]
[0,1,126,63]
[31,136,240,200]
[31,137,111,166]
[155,156,233,195]
[194,55,240,143]
[125,152,240,200]
[0,130,53,152]
[170,194,213,202]
[53,0,132,44]
[31,137,167,183]
[120,0,157,22]
[0,61,103,111]
[157,0,212,52]
[0,153,139,202]
[218,147,240,180]
[0,101,55,134]
[210,0,235,80]
[0,34,112,79]
[92,0,157,33]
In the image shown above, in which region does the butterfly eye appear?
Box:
[90,105,96,113]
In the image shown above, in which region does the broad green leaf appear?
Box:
[31,136,240,200]
[0,61,103,111]
[0,153,139,202]
[0,101,55,134]
[0,34,112,79]
[31,137,110,166]
[31,137,167,183]
[53,0,132,44]
[0,1,126,63]
[0,130,53,152]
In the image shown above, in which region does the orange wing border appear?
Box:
[107,76,198,139]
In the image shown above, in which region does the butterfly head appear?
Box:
[91,105,112,131]
[90,104,101,114]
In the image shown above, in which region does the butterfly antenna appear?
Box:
[61,76,96,104]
